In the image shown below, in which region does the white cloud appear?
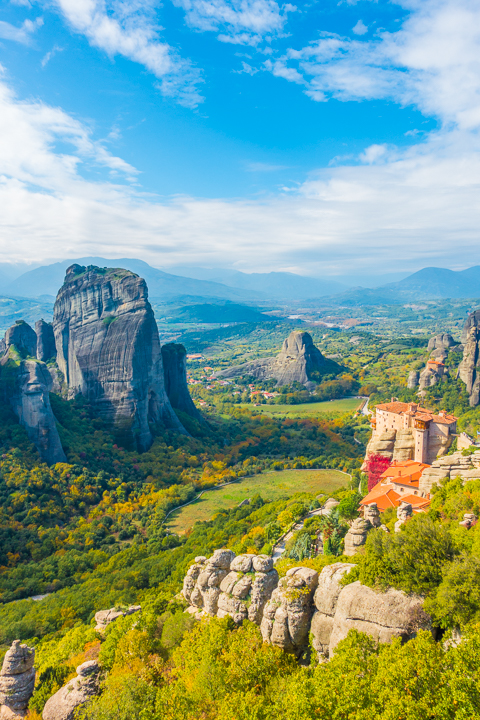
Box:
[0,17,43,44]
[352,19,367,36]
[267,0,480,131]
[41,44,63,67]
[173,0,295,45]
[48,0,203,107]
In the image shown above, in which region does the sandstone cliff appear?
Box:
[53,264,185,450]
[215,331,340,387]
[181,549,430,660]
[161,343,205,424]
[458,310,480,406]
[0,322,66,465]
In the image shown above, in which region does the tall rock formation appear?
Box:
[35,320,56,362]
[53,264,185,450]
[0,640,35,718]
[427,333,457,360]
[0,322,66,465]
[458,310,480,406]
[161,343,205,424]
[215,331,340,387]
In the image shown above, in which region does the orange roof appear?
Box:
[360,484,400,512]
[375,401,456,426]
[381,460,429,486]
[427,359,445,367]
[401,494,431,511]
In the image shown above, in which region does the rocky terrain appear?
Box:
[215,331,341,387]
[182,548,429,660]
[458,309,480,406]
[418,450,480,493]
[161,343,205,424]
[42,660,100,720]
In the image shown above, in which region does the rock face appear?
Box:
[261,566,318,657]
[327,581,427,655]
[35,320,56,362]
[181,551,431,661]
[215,331,340,387]
[94,605,141,633]
[4,322,37,359]
[407,370,419,389]
[161,343,204,424]
[0,640,35,718]
[53,265,185,450]
[0,336,66,465]
[42,660,99,720]
[392,429,415,461]
[458,310,480,406]
[419,450,480,493]
[365,429,396,461]
[428,333,457,361]
[183,551,278,624]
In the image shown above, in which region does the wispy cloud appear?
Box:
[352,19,367,36]
[0,17,43,44]
[49,0,204,107]
[41,44,63,67]
[173,0,296,45]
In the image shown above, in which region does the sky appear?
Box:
[1,0,480,281]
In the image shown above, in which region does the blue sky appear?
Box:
[1,0,480,280]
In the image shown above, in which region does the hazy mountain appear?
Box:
[166,266,347,299]
[0,296,54,335]
[325,266,480,305]
[5,258,263,302]
[167,302,279,324]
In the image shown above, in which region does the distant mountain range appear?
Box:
[1,259,480,307]
[326,266,480,305]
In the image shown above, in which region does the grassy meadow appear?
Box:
[166,468,348,534]
[238,397,363,418]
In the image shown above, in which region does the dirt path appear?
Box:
[272,507,328,563]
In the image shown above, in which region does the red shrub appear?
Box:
[366,454,391,491]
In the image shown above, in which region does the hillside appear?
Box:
[168,302,278,323]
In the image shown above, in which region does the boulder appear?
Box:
[248,569,279,624]
[328,581,429,656]
[260,567,318,656]
[0,640,35,718]
[42,660,99,720]
[324,498,339,512]
[215,331,341,387]
[343,518,370,556]
[459,513,477,528]
[310,563,355,659]
[230,555,253,573]
[419,450,480,493]
[53,264,185,451]
[363,503,381,528]
[94,605,141,633]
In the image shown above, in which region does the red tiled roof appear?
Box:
[375,401,456,425]
[360,484,400,512]
[401,494,431,511]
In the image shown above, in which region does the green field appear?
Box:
[238,397,363,418]
[166,468,348,534]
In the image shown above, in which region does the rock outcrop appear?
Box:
[161,343,205,424]
[327,581,427,655]
[428,333,457,361]
[365,429,396,461]
[261,566,318,657]
[94,605,141,633]
[53,264,185,450]
[394,501,413,532]
[458,310,480,406]
[407,370,419,389]
[343,518,370,556]
[310,563,354,659]
[35,320,56,362]
[215,331,341,387]
[183,551,278,624]
[181,551,431,661]
[419,450,480,493]
[0,326,66,465]
[0,640,35,718]
[4,321,37,359]
[42,660,99,720]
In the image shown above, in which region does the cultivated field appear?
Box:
[167,468,348,534]
[238,397,363,418]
